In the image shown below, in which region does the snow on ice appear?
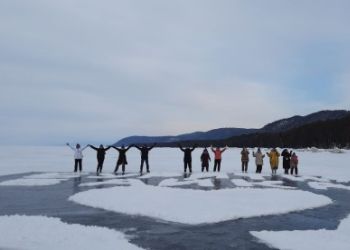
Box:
[251,215,350,250]
[0,215,143,250]
[69,179,332,225]
[158,178,214,188]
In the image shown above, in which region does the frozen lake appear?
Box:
[1,146,350,249]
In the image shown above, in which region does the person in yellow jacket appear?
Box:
[266,148,280,175]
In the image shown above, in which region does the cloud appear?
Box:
[0,0,350,144]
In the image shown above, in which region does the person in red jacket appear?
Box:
[211,146,228,172]
[200,148,211,172]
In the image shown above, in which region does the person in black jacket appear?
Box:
[200,148,211,172]
[179,144,196,173]
[134,143,157,174]
[111,145,132,175]
[281,149,291,174]
[88,144,111,175]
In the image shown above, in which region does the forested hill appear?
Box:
[114,110,350,148]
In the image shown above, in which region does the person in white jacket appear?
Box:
[252,148,265,173]
[66,143,88,172]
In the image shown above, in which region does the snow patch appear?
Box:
[0,215,143,250]
[69,179,332,225]
[80,179,130,187]
[0,178,67,186]
[158,178,213,188]
[234,173,266,181]
[308,182,350,191]
[87,173,139,179]
[251,215,350,250]
[231,179,253,187]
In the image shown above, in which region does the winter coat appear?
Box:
[135,145,155,159]
[253,151,265,166]
[201,152,211,165]
[281,149,291,169]
[267,150,280,169]
[113,146,132,165]
[180,147,196,162]
[241,149,250,162]
[90,146,111,160]
[211,148,226,160]
[290,155,299,168]
[68,145,87,160]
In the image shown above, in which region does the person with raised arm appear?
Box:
[179,144,196,173]
[266,148,280,175]
[66,143,88,172]
[200,148,211,172]
[241,147,250,173]
[88,144,111,175]
[111,145,132,175]
[252,148,265,173]
[134,143,157,174]
[211,146,228,172]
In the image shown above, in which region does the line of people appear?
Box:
[66,143,299,176]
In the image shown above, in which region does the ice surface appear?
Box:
[231,179,295,189]
[234,172,266,180]
[0,215,143,250]
[308,181,350,191]
[254,180,295,189]
[0,172,83,186]
[1,146,350,182]
[158,178,214,188]
[80,179,130,187]
[231,179,253,187]
[138,172,182,179]
[0,178,67,186]
[251,215,350,250]
[87,173,139,179]
[69,179,332,225]
[184,172,229,180]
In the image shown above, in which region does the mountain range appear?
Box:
[114,110,350,148]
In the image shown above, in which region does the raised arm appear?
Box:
[111,146,121,152]
[221,147,227,153]
[125,145,133,151]
[190,145,197,152]
[81,145,89,151]
[134,145,142,150]
[104,146,112,151]
[66,143,75,151]
[89,145,98,151]
[149,143,157,150]
[178,144,185,152]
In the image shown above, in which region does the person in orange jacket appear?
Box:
[211,145,228,172]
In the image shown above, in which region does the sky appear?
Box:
[1,0,350,145]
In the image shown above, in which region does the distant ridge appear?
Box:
[114,128,257,146]
[114,110,350,147]
[261,110,350,133]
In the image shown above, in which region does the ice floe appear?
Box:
[251,215,350,250]
[0,178,67,186]
[80,179,130,187]
[0,215,143,250]
[308,182,350,191]
[69,179,332,225]
[158,178,213,188]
